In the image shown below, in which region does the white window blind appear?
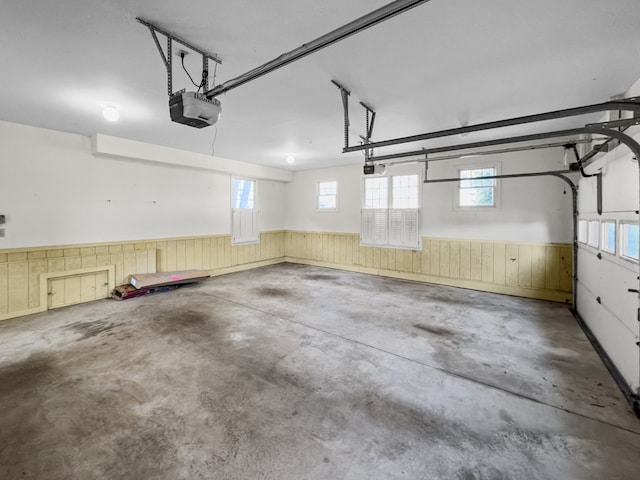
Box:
[361,209,388,246]
[232,209,259,244]
[388,209,420,248]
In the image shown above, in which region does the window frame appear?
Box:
[316,180,339,212]
[601,221,616,254]
[587,220,600,248]
[361,169,422,250]
[620,222,639,262]
[231,177,259,245]
[578,220,588,244]
[455,163,501,210]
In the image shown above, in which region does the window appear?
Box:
[392,175,419,208]
[361,173,420,249]
[578,220,588,244]
[588,221,599,248]
[601,221,616,254]
[459,167,496,207]
[364,177,387,209]
[317,181,338,210]
[231,178,259,245]
[621,223,639,261]
[233,178,255,209]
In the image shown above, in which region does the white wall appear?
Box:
[0,121,287,248]
[285,147,573,244]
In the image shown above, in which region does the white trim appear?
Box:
[231,177,260,245]
[454,161,501,210]
[315,179,339,212]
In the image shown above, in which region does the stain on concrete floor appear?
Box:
[1,263,639,479]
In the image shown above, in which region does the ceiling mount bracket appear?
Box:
[360,101,376,162]
[332,80,351,150]
[137,17,222,97]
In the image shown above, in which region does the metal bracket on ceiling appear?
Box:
[331,80,379,161]
[137,17,222,97]
[332,80,351,151]
[360,101,377,163]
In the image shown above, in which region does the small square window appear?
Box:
[459,167,496,207]
[588,221,599,248]
[621,223,639,260]
[601,221,616,254]
[317,181,338,210]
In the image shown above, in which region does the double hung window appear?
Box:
[361,173,420,249]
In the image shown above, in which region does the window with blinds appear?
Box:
[361,173,420,249]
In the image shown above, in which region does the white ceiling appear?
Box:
[1,0,640,170]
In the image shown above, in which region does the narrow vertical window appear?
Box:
[601,221,616,254]
[578,220,588,244]
[317,181,338,210]
[231,178,259,245]
[621,223,639,260]
[588,221,599,248]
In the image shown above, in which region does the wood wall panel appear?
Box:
[284,232,572,303]
[0,231,286,321]
[1,230,564,318]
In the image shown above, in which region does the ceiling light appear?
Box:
[103,106,120,122]
[286,155,295,164]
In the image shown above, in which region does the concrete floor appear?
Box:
[1,263,639,479]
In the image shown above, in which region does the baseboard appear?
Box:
[285,257,571,303]
[207,257,286,277]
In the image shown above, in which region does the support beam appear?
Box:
[205,0,432,98]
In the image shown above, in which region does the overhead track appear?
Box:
[380,139,591,167]
[340,98,640,153]
[205,0,432,98]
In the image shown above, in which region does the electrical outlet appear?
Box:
[0,229,5,237]
[0,215,5,224]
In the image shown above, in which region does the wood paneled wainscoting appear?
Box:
[0,231,286,321]
[0,230,569,321]
[284,232,573,303]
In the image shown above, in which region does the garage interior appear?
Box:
[1,1,640,479]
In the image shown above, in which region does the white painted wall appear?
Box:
[0,121,287,248]
[285,147,573,244]
[576,76,640,394]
